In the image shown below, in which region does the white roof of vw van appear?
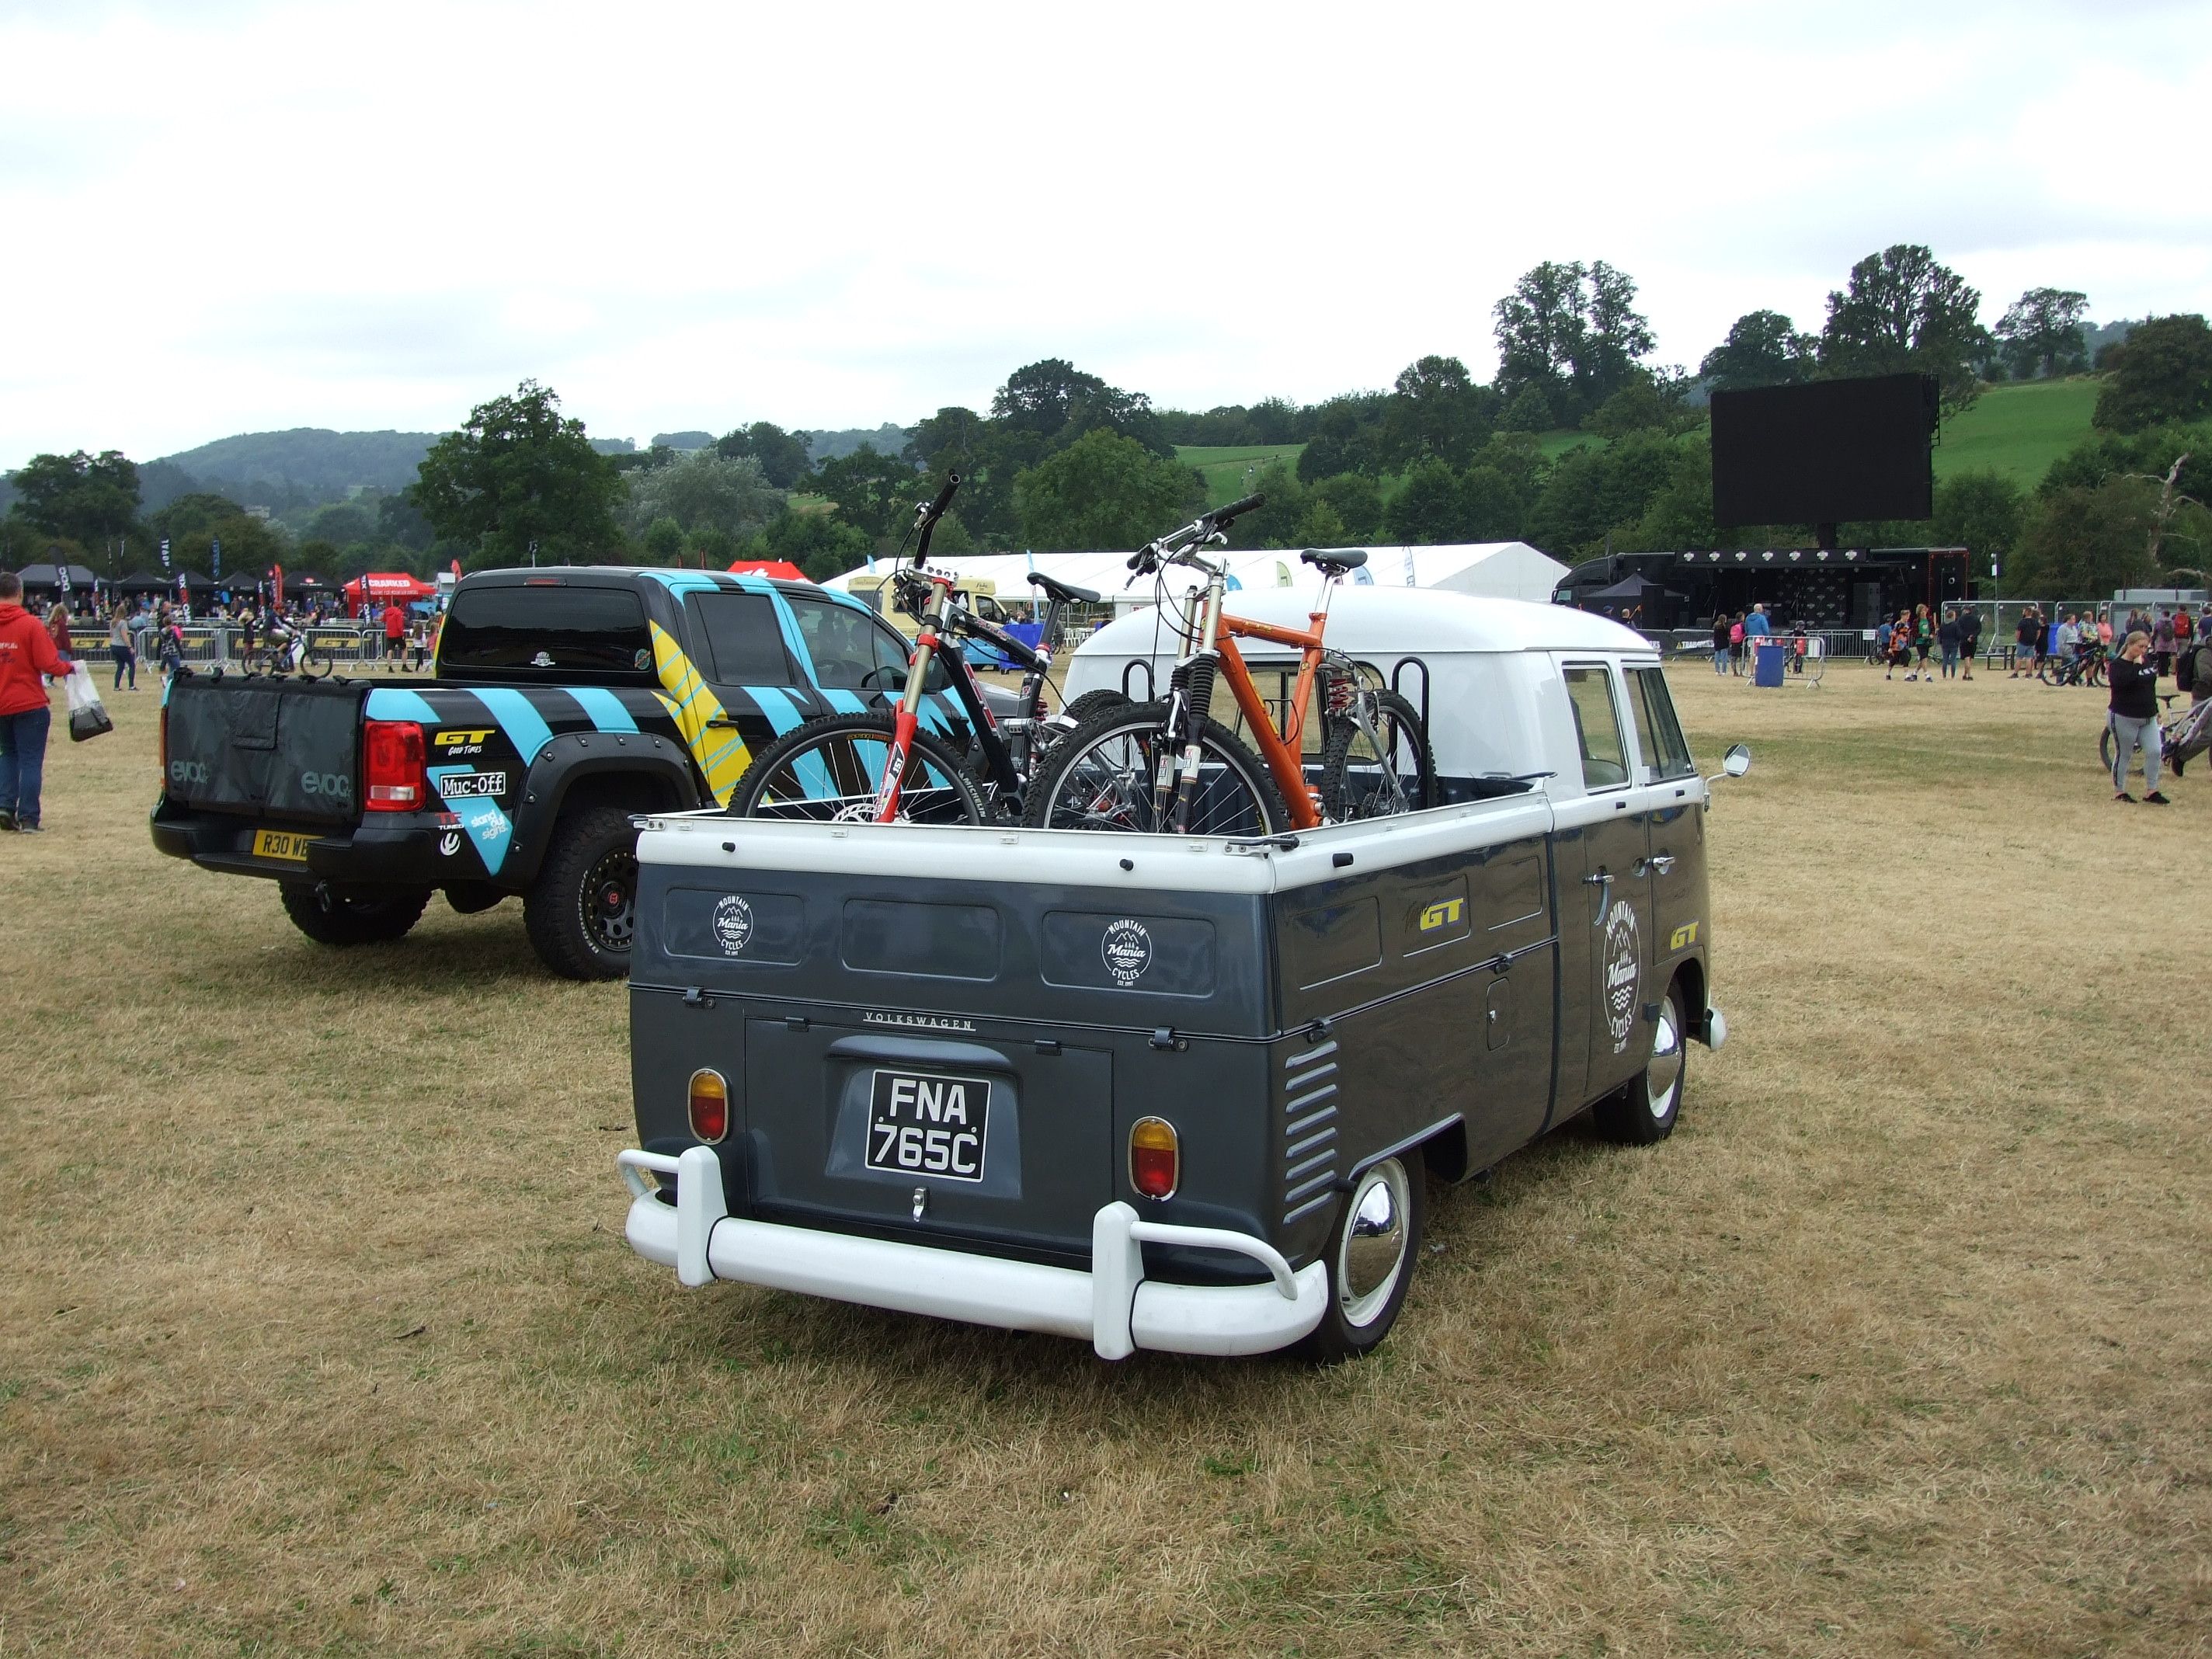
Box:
[1074,584,1653,663]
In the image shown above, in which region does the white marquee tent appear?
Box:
[823,541,1568,614]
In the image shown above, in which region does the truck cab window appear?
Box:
[440,586,650,676]
[1628,666,1696,781]
[684,592,795,685]
[1562,665,1629,791]
[785,594,940,694]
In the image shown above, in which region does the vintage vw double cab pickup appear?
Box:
[617,588,1746,1361]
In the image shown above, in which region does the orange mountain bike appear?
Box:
[1021,499,1433,836]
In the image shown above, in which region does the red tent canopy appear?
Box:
[727,558,809,583]
[343,572,437,617]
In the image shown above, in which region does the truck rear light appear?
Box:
[1129,1116,1178,1200]
[362,720,425,810]
[688,1069,729,1143]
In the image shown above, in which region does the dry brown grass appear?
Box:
[2,660,2208,1657]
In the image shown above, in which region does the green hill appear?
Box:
[1933,377,2099,485]
[155,428,439,495]
[1177,443,1305,506]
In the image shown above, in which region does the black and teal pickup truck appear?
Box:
[151,567,986,979]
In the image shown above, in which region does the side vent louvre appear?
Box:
[1280,1041,1341,1225]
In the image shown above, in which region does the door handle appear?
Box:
[1636,854,1676,876]
[1582,868,1612,927]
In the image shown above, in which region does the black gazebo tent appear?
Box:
[16,562,101,592]
[1584,572,1687,628]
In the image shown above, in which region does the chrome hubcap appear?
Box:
[1645,1002,1683,1119]
[1336,1159,1410,1327]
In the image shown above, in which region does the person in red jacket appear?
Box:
[381,600,407,669]
[0,570,68,833]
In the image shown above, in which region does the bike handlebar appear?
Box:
[1125,492,1268,578]
[1211,493,1264,526]
[911,473,962,567]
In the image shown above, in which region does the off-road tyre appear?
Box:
[279,881,431,947]
[1297,1155,1424,1363]
[1056,689,1130,726]
[731,712,986,826]
[1592,977,1689,1146]
[1320,689,1435,822]
[1021,700,1291,836]
[525,804,643,981]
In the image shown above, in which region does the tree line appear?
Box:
[5,243,2207,598]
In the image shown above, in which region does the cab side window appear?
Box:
[1628,666,1696,781]
[683,592,796,686]
[1562,665,1629,791]
[784,594,941,694]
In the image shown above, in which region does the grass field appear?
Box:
[1177,444,1305,507]
[1935,377,2102,486]
[5,664,2208,1655]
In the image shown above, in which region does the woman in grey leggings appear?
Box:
[2108,631,2167,804]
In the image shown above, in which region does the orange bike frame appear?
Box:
[1212,610,1329,831]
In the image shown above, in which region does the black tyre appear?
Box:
[1056,689,1130,725]
[1298,1155,1424,1362]
[279,881,431,946]
[1020,700,1290,836]
[524,804,643,981]
[2099,724,2116,774]
[1592,977,1689,1146]
[731,712,985,825]
[1320,689,1435,822]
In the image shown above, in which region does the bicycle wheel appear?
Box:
[731,712,985,825]
[2099,723,2116,774]
[1020,699,1290,836]
[1320,689,1435,821]
[2037,657,2064,686]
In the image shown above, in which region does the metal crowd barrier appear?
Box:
[113,623,384,666]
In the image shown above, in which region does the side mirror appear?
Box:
[1707,743,1751,784]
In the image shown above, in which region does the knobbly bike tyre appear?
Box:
[730,711,986,826]
[1319,689,1435,822]
[1019,699,1291,836]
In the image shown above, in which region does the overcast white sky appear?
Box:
[2,0,2207,466]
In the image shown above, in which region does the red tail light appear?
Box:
[363,720,426,811]
[689,1069,729,1143]
[1129,1117,1179,1200]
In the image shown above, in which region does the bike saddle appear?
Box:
[1299,548,1369,576]
[1026,571,1099,605]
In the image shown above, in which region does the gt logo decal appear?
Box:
[1669,921,1699,951]
[435,729,493,749]
[1417,898,1465,933]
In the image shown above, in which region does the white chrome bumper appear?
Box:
[617,1146,1327,1361]
[1702,1003,1728,1050]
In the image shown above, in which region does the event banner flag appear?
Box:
[211,538,221,580]
[160,537,171,570]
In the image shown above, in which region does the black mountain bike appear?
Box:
[2040,647,2106,687]
[731,477,1108,823]
[2099,692,2212,776]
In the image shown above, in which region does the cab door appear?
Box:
[1623,664,1707,971]
[1553,661,1654,1108]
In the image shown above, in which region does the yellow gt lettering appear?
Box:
[436,729,494,747]
[1668,921,1699,951]
[1417,898,1465,932]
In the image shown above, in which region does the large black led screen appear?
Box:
[1710,374,1937,527]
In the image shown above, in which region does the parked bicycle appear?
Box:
[2099,691,2212,777]
[1020,499,1435,836]
[730,475,1109,824]
[2040,645,2106,688]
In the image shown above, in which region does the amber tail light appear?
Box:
[689,1069,729,1143]
[1129,1116,1179,1200]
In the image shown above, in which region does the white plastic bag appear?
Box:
[66,663,113,742]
